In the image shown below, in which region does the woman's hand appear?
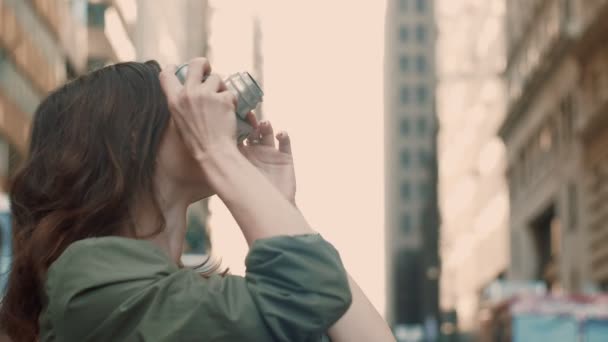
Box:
[159,59,313,245]
[239,117,296,205]
[159,58,239,164]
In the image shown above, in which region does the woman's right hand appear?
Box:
[162,61,316,246]
[159,58,239,164]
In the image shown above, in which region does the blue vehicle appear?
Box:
[0,193,11,295]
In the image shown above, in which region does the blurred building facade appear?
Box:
[576,0,608,290]
[134,0,210,66]
[436,0,509,337]
[86,0,130,68]
[0,0,89,191]
[86,0,211,76]
[385,0,440,339]
[501,0,608,294]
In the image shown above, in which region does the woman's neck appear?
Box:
[145,200,189,263]
[131,180,195,264]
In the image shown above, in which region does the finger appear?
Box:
[246,111,259,129]
[220,90,238,110]
[203,74,223,92]
[185,57,211,88]
[277,131,292,155]
[159,64,181,102]
[259,121,275,147]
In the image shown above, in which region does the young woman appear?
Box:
[0,58,394,341]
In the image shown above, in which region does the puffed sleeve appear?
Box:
[41,234,351,342]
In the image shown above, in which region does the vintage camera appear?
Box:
[175,64,264,142]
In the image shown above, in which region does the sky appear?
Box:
[207,0,388,316]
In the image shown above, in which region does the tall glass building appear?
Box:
[385,0,440,340]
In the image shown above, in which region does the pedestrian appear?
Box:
[0,58,394,341]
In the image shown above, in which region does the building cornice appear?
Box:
[499,36,572,142]
[501,2,608,143]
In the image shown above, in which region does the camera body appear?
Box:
[175,64,264,142]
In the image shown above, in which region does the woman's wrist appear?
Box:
[195,143,242,191]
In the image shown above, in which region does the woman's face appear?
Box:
[155,118,214,200]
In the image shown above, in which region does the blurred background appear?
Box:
[0,0,607,341]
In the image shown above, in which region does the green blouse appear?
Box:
[39,234,352,341]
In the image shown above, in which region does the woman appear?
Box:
[0,58,394,341]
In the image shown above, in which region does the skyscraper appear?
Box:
[385,0,440,339]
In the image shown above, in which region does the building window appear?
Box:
[401,150,411,168]
[401,213,412,234]
[416,24,427,43]
[416,86,428,104]
[399,0,408,12]
[560,95,575,143]
[418,150,429,166]
[401,86,410,104]
[416,55,427,73]
[399,26,409,43]
[401,182,412,200]
[417,117,427,135]
[419,183,430,200]
[401,118,410,135]
[88,3,107,27]
[400,55,410,72]
[416,0,426,12]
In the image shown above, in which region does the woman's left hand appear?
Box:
[238,114,296,205]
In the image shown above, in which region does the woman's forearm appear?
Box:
[328,274,396,342]
[200,146,315,245]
